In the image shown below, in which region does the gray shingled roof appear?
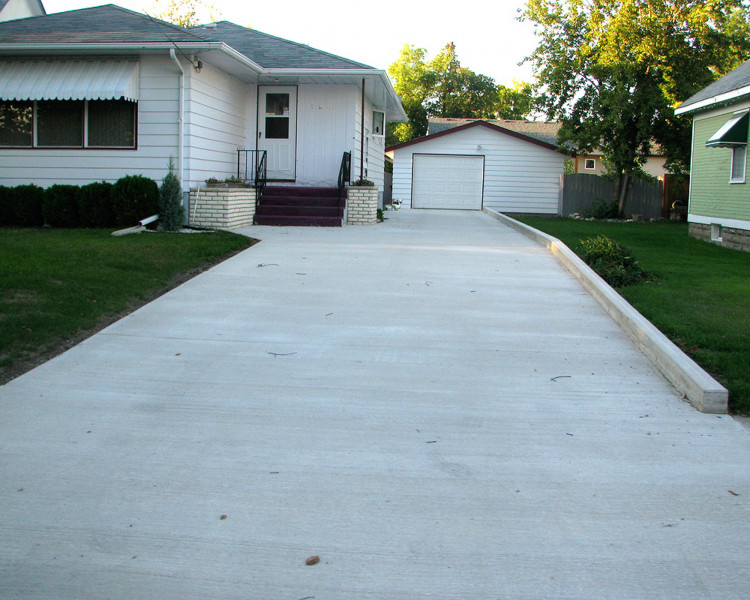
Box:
[189,22,372,70]
[0,4,203,43]
[428,118,562,146]
[678,59,750,113]
[0,4,374,70]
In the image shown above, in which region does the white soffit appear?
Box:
[0,60,140,102]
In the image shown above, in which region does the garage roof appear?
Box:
[386,120,571,155]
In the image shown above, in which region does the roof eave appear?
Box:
[675,84,750,116]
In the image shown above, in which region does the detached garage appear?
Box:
[387,120,569,213]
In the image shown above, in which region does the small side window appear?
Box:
[730,146,746,183]
[584,158,596,170]
[372,110,385,137]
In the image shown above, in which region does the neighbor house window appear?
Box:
[0,99,136,148]
[372,110,385,136]
[730,146,746,183]
[584,158,596,170]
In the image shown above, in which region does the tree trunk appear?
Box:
[618,172,631,218]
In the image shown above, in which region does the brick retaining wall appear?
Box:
[189,186,257,229]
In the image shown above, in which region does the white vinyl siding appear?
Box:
[392,126,566,213]
[0,54,179,187]
[295,84,356,187]
[184,60,251,188]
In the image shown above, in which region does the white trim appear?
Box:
[688,213,750,230]
[675,85,750,115]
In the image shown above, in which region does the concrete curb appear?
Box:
[485,209,729,414]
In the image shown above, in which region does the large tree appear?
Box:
[148,0,220,27]
[523,0,750,214]
[387,43,536,144]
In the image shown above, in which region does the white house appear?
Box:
[386,120,569,213]
[0,0,44,22]
[0,5,407,226]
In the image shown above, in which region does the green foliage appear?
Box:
[147,0,220,27]
[79,182,115,228]
[112,175,159,227]
[0,185,13,226]
[43,185,81,228]
[376,208,384,222]
[351,178,375,186]
[159,158,185,232]
[522,0,750,180]
[581,199,619,220]
[577,235,648,287]
[387,43,536,143]
[12,184,45,227]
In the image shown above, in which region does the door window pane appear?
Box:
[265,117,289,139]
[0,101,33,147]
[37,100,83,147]
[265,93,289,116]
[88,99,136,147]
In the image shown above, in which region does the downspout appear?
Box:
[169,49,185,188]
[360,78,365,182]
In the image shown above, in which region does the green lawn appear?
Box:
[0,228,256,383]
[515,217,750,414]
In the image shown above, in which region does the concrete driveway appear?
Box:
[2,209,750,599]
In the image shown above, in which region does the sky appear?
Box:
[42,0,539,87]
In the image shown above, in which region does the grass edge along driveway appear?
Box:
[516,217,750,415]
[0,227,256,385]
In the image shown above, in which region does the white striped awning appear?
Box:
[0,60,140,102]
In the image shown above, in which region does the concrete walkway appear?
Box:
[2,210,749,599]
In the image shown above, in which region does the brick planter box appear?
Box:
[189,186,257,229]
[347,186,378,225]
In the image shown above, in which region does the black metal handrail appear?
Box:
[338,151,351,216]
[237,149,267,188]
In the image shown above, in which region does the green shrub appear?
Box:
[158,158,185,232]
[43,185,81,228]
[112,175,159,226]
[582,199,619,219]
[79,181,115,227]
[13,184,45,227]
[577,235,648,288]
[0,186,13,226]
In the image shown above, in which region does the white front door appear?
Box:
[258,86,297,180]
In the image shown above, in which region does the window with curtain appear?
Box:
[731,146,746,183]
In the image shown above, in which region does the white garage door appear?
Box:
[412,154,484,210]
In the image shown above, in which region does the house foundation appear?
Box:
[690,222,750,253]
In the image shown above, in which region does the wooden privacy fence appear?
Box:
[560,173,664,219]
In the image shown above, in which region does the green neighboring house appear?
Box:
[676,61,750,252]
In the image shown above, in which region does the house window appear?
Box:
[711,224,723,242]
[372,110,385,137]
[584,158,596,170]
[0,101,33,146]
[0,99,137,149]
[730,146,746,183]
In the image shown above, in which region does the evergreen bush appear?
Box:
[112,175,159,226]
[13,184,45,227]
[158,158,185,231]
[577,235,648,288]
[43,185,81,228]
[79,181,115,227]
